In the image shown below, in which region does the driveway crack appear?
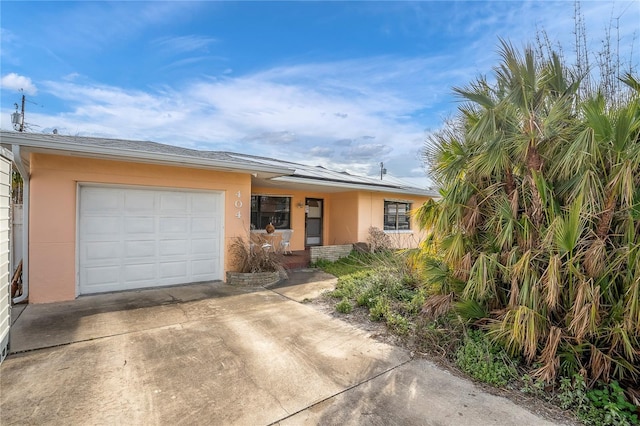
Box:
[266,357,414,426]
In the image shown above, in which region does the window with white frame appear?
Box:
[251,195,291,230]
[384,201,411,231]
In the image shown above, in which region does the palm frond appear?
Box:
[493,305,547,362]
[532,325,562,383]
[541,254,562,311]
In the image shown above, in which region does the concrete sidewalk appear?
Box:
[1,271,562,425]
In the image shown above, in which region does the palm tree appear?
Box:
[417,41,640,389]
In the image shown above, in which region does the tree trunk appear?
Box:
[527,157,545,227]
[595,191,616,239]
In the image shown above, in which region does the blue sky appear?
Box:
[1,1,638,187]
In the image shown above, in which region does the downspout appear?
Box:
[11,145,28,304]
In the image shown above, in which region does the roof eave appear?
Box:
[270,175,438,197]
[0,133,294,176]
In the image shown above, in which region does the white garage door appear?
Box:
[79,186,223,295]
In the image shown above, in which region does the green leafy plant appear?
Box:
[369,297,390,321]
[455,330,517,387]
[521,374,547,398]
[579,381,639,426]
[557,374,589,411]
[550,375,639,425]
[386,312,411,335]
[313,252,370,277]
[335,299,353,314]
[329,269,376,299]
[320,252,420,337]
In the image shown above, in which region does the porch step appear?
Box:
[281,250,311,270]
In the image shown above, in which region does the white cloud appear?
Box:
[62,72,81,82]
[346,144,393,160]
[1,0,636,191]
[152,35,217,54]
[1,73,37,95]
[7,56,433,185]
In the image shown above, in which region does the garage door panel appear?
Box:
[124,240,156,258]
[160,194,188,212]
[191,239,216,255]
[124,191,155,212]
[192,196,218,212]
[82,216,121,237]
[79,186,223,295]
[159,261,188,279]
[123,263,156,282]
[192,259,217,276]
[158,239,188,256]
[85,241,120,261]
[192,217,218,233]
[159,217,189,233]
[84,266,120,286]
[124,217,155,233]
[81,190,121,213]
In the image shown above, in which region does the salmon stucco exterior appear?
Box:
[2,131,437,303]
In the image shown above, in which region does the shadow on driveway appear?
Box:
[2,272,560,426]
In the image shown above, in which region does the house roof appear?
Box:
[0,131,436,197]
[226,152,437,197]
[0,131,293,178]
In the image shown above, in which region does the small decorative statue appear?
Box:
[265,222,275,234]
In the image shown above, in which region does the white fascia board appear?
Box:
[0,134,294,176]
[271,175,439,197]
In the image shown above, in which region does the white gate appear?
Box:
[0,149,13,363]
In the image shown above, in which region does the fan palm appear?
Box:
[418,41,640,389]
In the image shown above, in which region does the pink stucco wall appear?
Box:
[355,191,430,249]
[27,153,431,303]
[327,191,359,245]
[29,153,251,303]
[251,187,430,250]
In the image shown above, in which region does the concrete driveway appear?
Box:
[1,271,560,425]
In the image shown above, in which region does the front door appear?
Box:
[305,198,323,246]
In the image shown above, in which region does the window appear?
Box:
[251,196,291,230]
[384,201,411,231]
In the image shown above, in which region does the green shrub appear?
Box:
[386,312,411,335]
[321,251,420,337]
[579,381,638,426]
[556,374,590,411]
[356,290,375,308]
[335,299,353,314]
[329,270,376,299]
[523,373,639,426]
[455,330,516,387]
[369,297,390,321]
[520,374,547,398]
[407,289,426,315]
[313,251,376,277]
